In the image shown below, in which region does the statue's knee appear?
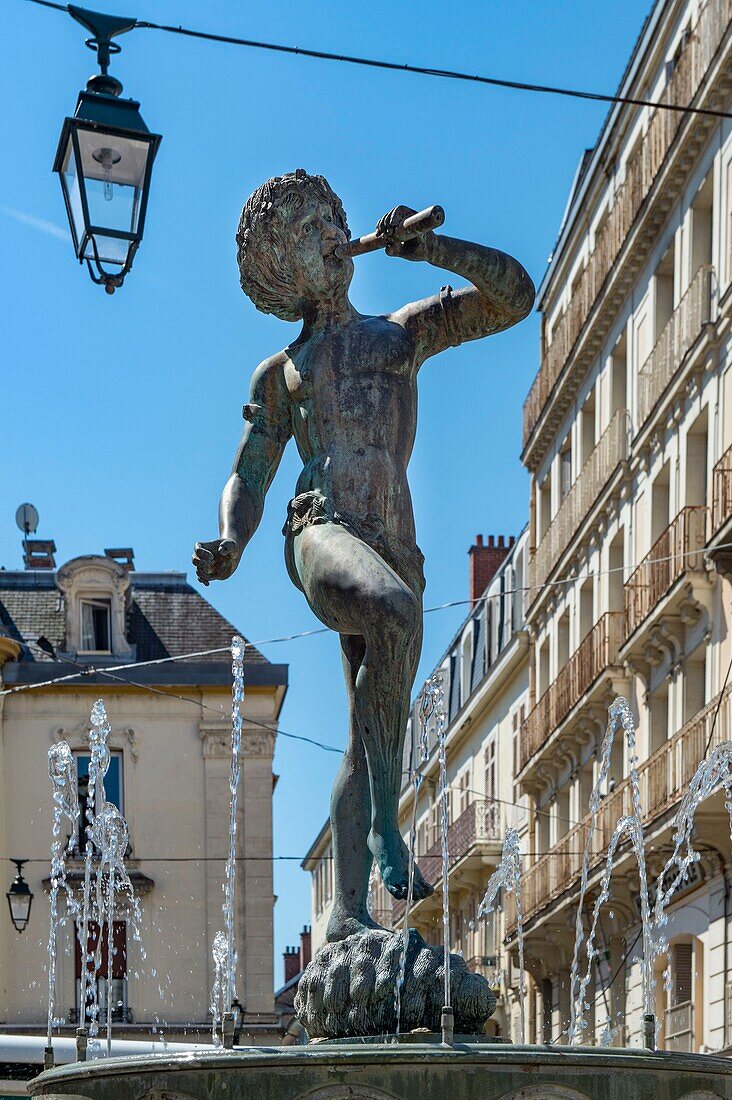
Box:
[388,585,420,636]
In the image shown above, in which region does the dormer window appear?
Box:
[57,555,133,661]
[80,598,111,653]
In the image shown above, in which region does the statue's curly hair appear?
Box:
[236,169,350,322]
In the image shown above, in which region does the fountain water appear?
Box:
[209,930,229,1047]
[652,739,732,1003]
[433,674,452,1034]
[78,701,112,1040]
[33,667,732,1100]
[89,803,144,1055]
[477,827,525,1042]
[46,742,80,1056]
[572,815,652,1046]
[568,698,654,1044]
[209,636,246,1045]
[395,677,437,1034]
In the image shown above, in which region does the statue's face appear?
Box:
[283,192,353,305]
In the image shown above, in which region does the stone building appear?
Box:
[303,531,531,1041]
[0,549,287,1044]
[517,0,732,1051]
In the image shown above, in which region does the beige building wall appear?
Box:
[0,557,286,1045]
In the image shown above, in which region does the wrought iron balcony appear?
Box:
[529,410,629,595]
[665,1001,694,1053]
[392,799,501,923]
[517,613,625,775]
[624,507,708,641]
[712,441,732,534]
[637,266,713,428]
[522,0,729,452]
[514,682,732,930]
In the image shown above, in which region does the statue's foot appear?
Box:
[368,828,434,901]
[326,904,382,943]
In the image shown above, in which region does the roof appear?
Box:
[537,0,663,305]
[0,569,268,665]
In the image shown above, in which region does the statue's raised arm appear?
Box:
[380,205,536,366]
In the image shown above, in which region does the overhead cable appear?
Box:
[23,0,732,120]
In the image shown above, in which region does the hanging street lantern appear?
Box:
[6,859,33,934]
[53,6,162,294]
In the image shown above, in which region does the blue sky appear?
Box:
[1,0,650,987]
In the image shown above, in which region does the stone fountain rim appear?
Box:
[28,1042,732,1092]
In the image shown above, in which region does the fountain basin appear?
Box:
[29,1042,732,1099]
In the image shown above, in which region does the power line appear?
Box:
[23,0,732,121]
[4,534,731,705]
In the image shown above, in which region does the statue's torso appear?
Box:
[282,315,418,540]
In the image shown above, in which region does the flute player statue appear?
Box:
[194,169,534,1036]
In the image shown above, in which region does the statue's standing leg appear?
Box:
[326,635,380,942]
[291,521,433,902]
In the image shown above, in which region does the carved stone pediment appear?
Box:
[199,723,276,759]
[53,720,140,762]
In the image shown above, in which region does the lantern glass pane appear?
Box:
[9,892,29,924]
[76,129,150,237]
[60,135,86,251]
[84,234,134,267]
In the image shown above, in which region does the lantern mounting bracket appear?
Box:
[68,5,138,97]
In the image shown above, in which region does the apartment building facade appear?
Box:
[0,550,287,1045]
[304,531,531,1041]
[518,0,732,1052]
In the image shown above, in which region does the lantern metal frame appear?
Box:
[52,6,162,294]
[6,859,33,934]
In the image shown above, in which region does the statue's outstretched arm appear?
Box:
[382,207,535,366]
[193,355,291,585]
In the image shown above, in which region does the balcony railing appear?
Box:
[518,613,625,774]
[712,441,732,533]
[392,799,500,922]
[516,681,732,928]
[530,409,629,593]
[637,265,713,427]
[665,1001,694,1053]
[522,0,730,450]
[624,507,708,640]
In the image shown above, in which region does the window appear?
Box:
[559,442,572,501]
[458,768,471,816]
[75,920,128,1024]
[75,751,123,853]
[79,598,111,653]
[484,738,496,803]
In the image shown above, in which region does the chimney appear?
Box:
[23,540,56,570]
[283,946,300,984]
[105,548,135,572]
[468,534,513,606]
[299,925,312,970]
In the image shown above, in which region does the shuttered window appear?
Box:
[672,942,693,1005]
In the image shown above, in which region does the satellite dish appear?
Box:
[15,503,39,536]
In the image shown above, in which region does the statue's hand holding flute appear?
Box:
[336,204,445,261]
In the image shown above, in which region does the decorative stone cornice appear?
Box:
[53,719,140,762]
[199,723,276,759]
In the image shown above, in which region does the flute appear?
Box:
[336,205,445,259]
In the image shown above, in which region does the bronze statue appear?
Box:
[194,169,534,949]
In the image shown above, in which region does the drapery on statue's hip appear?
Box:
[282,489,425,597]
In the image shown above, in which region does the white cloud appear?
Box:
[1,205,70,242]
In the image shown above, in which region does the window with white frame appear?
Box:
[457,767,472,817]
[79,598,112,653]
